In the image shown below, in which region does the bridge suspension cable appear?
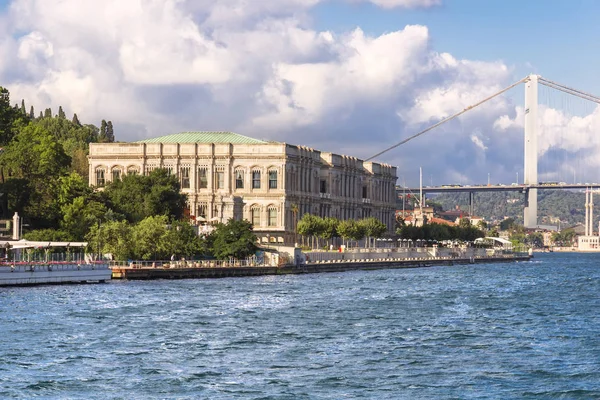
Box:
[538,77,600,104]
[365,76,529,161]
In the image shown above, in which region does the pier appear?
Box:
[110,253,532,280]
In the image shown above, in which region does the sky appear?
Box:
[1,0,599,187]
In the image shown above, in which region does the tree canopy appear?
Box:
[209,219,258,260]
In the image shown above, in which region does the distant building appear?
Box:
[577,190,600,251]
[88,131,398,245]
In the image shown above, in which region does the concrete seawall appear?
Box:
[111,255,532,280]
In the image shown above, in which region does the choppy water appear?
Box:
[1,253,600,399]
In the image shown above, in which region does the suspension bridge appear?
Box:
[368,74,600,228]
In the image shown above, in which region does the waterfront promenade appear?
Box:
[110,246,531,280]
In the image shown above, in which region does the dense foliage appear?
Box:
[396,219,485,241]
[102,169,187,223]
[0,87,114,229]
[208,219,258,260]
[297,214,387,248]
[0,86,263,261]
[431,190,591,226]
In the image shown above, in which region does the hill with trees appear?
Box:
[0,86,259,261]
[429,189,590,226]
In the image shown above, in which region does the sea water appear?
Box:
[1,252,599,399]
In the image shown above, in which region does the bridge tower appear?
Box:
[523,74,539,228]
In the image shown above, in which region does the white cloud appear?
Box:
[1,0,595,186]
[368,0,441,9]
[470,134,487,151]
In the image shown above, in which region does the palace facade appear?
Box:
[88,132,397,245]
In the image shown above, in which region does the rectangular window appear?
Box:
[180,167,190,189]
[216,171,225,189]
[96,169,105,187]
[269,170,277,189]
[235,170,244,189]
[362,185,368,199]
[198,168,208,189]
[112,169,121,182]
[198,204,207,219]
[252,171,261,189]
[320,180,326,193]
[268,208,277,226]
[252,209,260,227]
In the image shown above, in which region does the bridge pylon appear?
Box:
[523,74,539,228]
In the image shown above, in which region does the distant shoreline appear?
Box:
[534,247,600,253]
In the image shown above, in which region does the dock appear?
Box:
[110,254,532,280]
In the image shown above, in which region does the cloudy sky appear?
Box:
[1,0,599,186]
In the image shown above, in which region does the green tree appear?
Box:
[458,218,472,229]
[58,106,66,119]
[20,99,26,116]
[359,217,387,247]
[319,217,339,246]
[24,228,71,241]
[72,113,81,126]
[164,220,205,259]
[103,168,186,223]
[131,215,171,260]
[57,172,93,209]
[99,119,108,142]
[337,219,366,247]
[44,108,52,118]
[29,105,34,120]
[0,123,71,226]
[476,220,488,231]
[500,218,515,231]
[61,196,108,241]
[0,123,70,181]
[106,121,114,142]
[209,218,258,260]
[297,213,320,248]
[0,87,21,145]
[86,219,134,261]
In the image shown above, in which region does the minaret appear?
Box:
[12,212,20,240]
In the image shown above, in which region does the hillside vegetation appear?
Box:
[431,190,590,226]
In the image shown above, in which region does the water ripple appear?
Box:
[1,253,600,399]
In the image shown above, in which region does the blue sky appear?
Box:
[311,0,600,96]
[1,0,599,186]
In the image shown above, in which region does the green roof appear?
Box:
[135,131,268,144]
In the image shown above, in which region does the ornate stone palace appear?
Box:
[88,132,397,244]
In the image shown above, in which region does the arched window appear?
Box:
[112,168,121,182]
[252,170,261,189]
[268,169,278,189]
[127,166,139,175]
[95,168,106,187]
[268,207,277,227]
[235,169,244,189]
[251,207,261,227]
